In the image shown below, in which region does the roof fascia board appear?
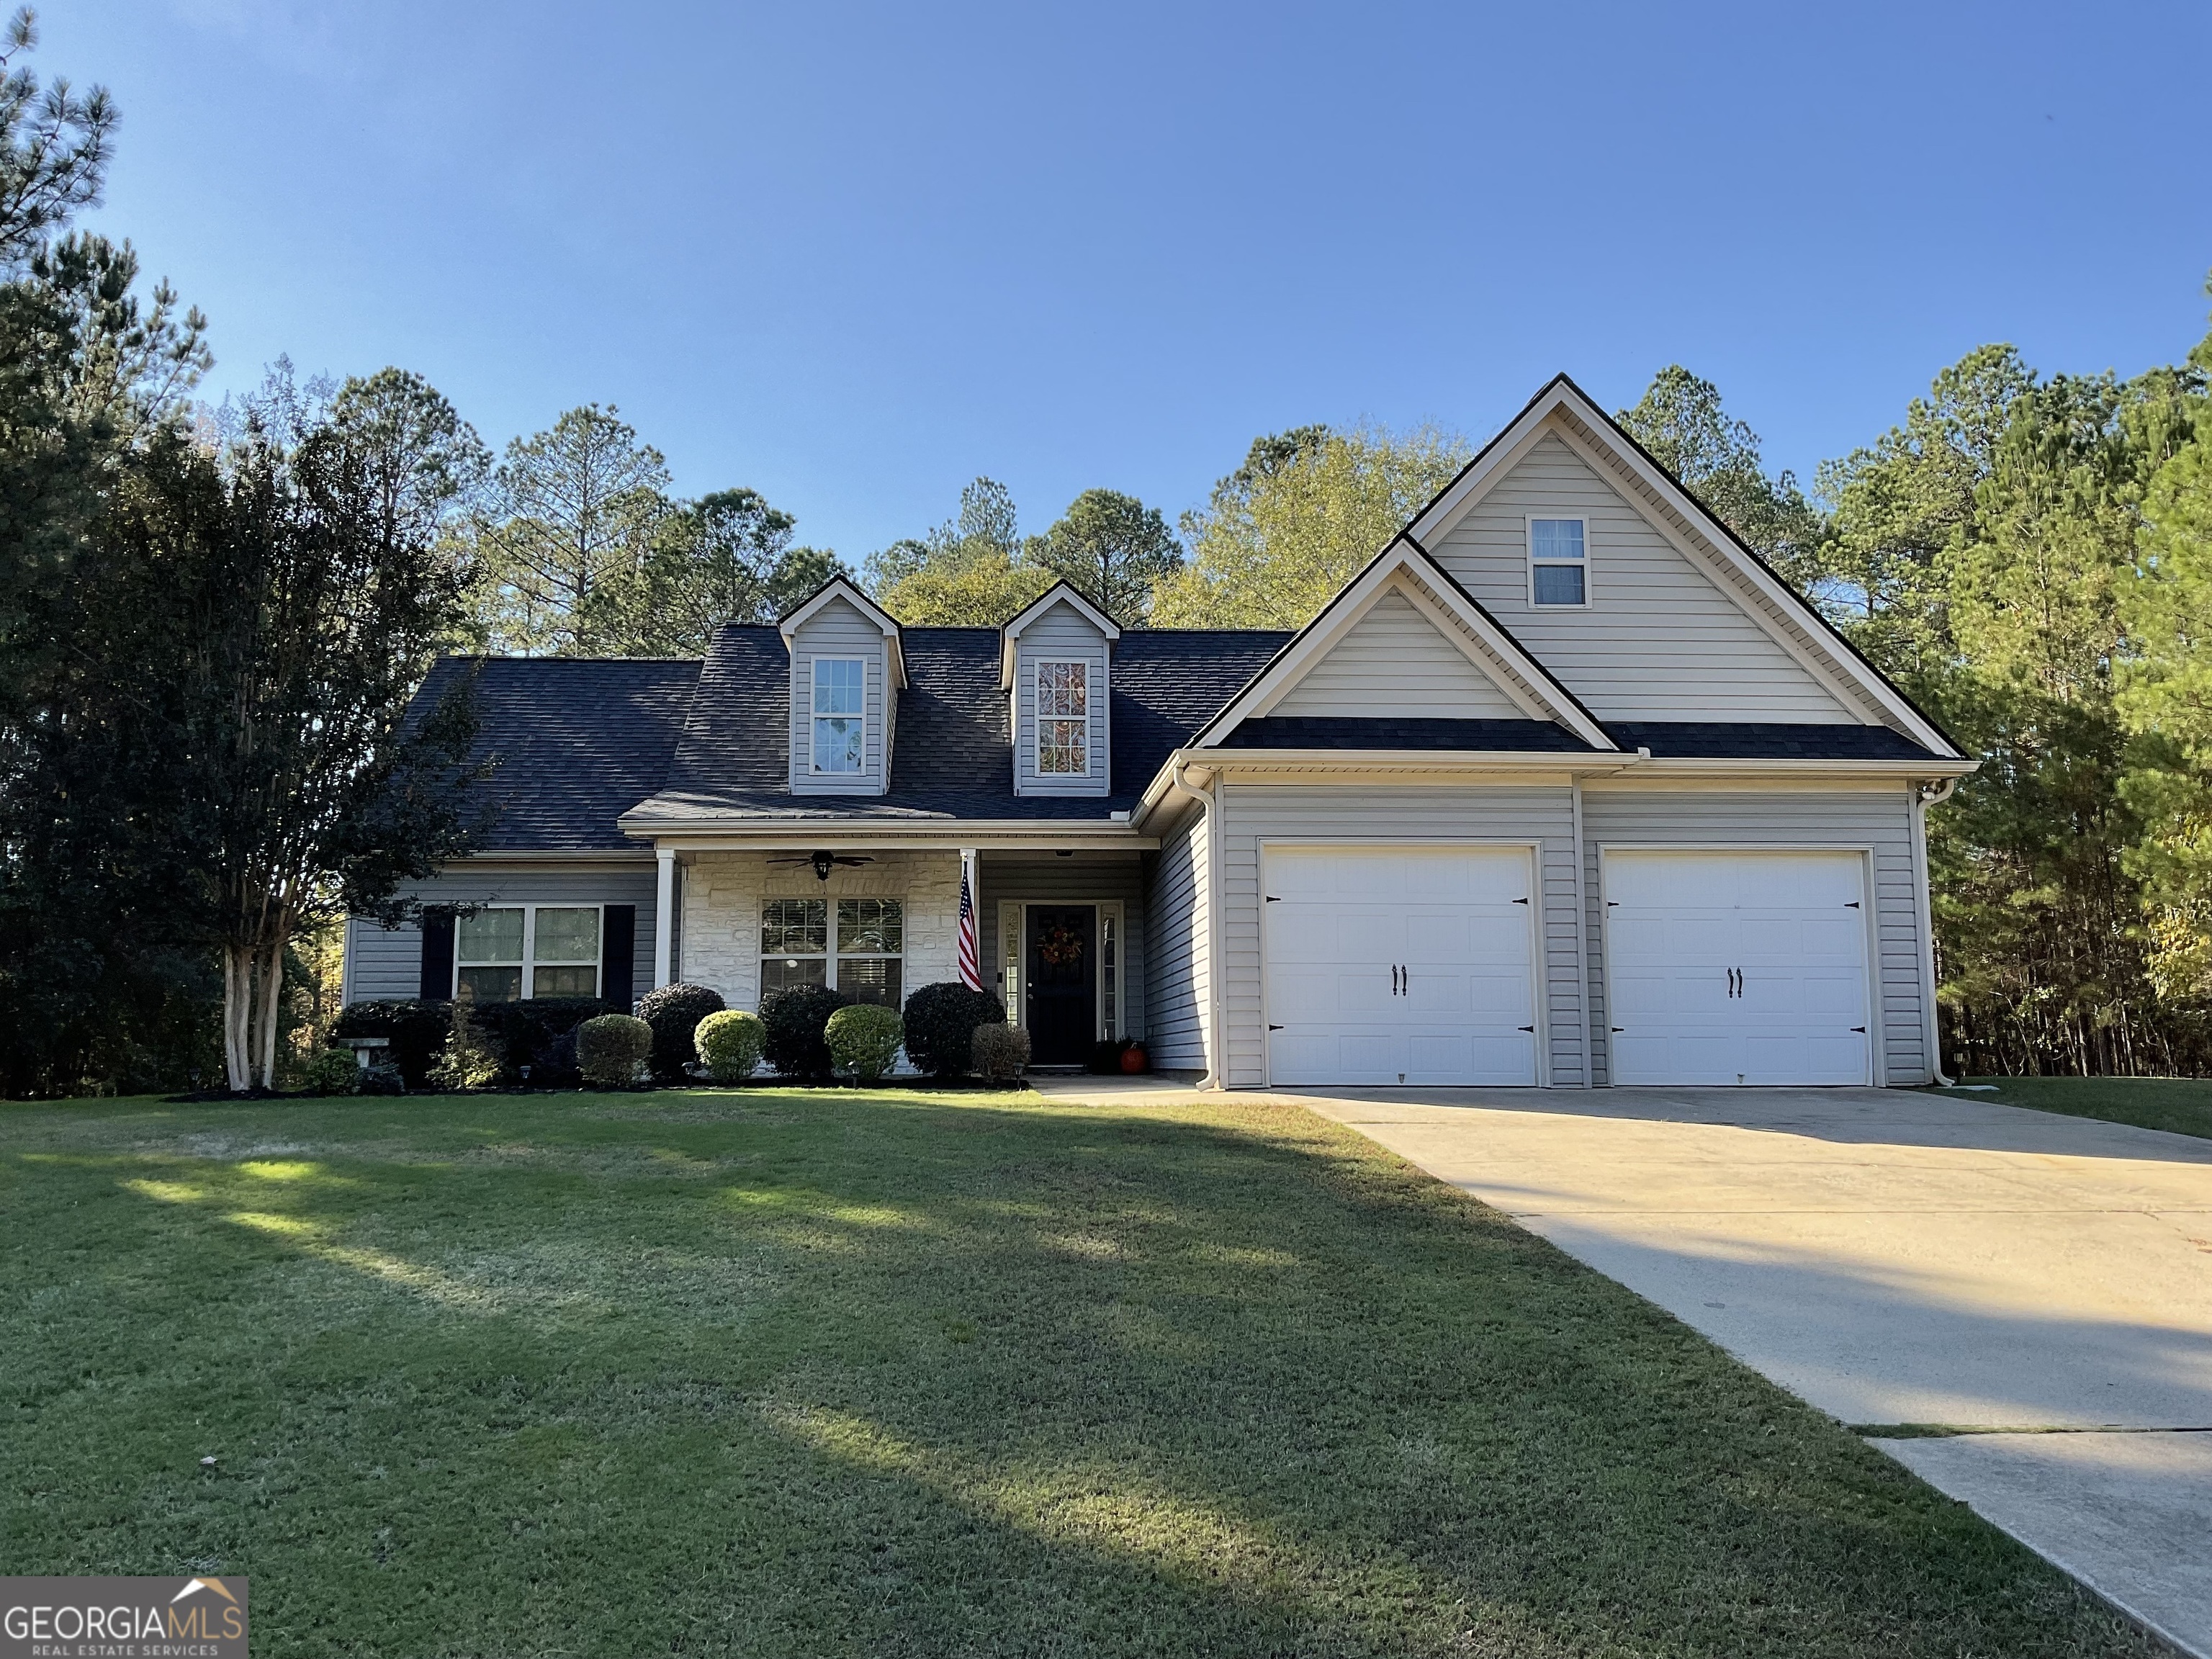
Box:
[624,824,1158,853]
[1190,540,1616,751]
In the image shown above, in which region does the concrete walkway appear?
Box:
[1031,1076,2212,1654]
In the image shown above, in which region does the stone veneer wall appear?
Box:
[677,850,962,1011]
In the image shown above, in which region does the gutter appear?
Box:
[1911,775,1963,1087]
[1168,758,1226,1092]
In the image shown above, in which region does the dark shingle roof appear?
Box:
[1606,722,1936,760]
[1220,716,1596,752]
[631,624,1293,822]
[415,656,702,850]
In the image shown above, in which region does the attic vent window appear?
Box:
[1529,517,1588,607]
[1038,660,1089,775]
[811,657,865,774]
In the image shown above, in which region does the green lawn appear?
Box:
[1,1089,2154,1658]
[1955,1074,2212,1141]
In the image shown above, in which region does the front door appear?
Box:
[1025,904,1097,1064]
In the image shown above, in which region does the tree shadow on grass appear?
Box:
[0,1090,2164,1657]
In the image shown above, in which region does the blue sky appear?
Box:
[49,0,2212,561]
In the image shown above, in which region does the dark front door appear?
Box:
[1025,905,1097,1065]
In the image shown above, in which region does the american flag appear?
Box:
[957,859,981,990]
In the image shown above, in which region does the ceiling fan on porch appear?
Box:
[770,850,876,884]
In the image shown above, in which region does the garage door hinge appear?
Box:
[1269,1024,1284,1031]
[1606,900,1619,907]
[1611,1027,1624,1033]
[1851,1026,1866,1033]
[1513,896,1529,904]
[1265,895,1280,902]
[1845,901,1861,909]
[1519,1025,1534,1032]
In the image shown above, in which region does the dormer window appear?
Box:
[1038,660,1089,774]
[811,657,865,773]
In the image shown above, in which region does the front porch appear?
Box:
[670,847,1148,1065]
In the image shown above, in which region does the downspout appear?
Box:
[1911,777,1959,1086]
[1169,759,1225,1091]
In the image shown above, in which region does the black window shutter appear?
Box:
[603,904,637,1010]
[418,907,456,1000]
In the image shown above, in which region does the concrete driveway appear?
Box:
[1037,1077,2212,1654]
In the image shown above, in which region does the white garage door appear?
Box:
[1264,845,1538,1087]
[1605,851,1871,1086]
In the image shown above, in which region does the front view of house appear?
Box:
[343,377,1974,1088]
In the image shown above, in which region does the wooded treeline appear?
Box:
[2,10,2208,1092]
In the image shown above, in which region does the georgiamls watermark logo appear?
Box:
[1,1575,248,1656]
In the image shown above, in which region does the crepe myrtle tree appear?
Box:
[193,367,489,1090]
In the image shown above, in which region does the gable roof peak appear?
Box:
[1000,580,1120,688]
[777,575,907,690]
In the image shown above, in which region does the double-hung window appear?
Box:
[811,658,865,774]
[1529,517,1588,606]
[1036,660,1088,775]
[455,905,602,1001]
[760,897,904,1007]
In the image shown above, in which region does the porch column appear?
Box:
[958,848,981,991]
[653,847,675,989]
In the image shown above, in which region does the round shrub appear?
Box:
[577,1013,654,1088]
[901,982,1007,1076]
[826,1004,904,1082]
[638,981,727,1082]
[970,1022,1030,1083]
[302,1048,359,1095]
[695,1009,765,1082]
[761,984,853,1080]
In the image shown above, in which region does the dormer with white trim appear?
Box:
[1002,583,1118,797]
[779,577,905,796]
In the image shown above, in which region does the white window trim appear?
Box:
[809,656,868,776]
[997,899,1125,1041]
[1035,658,1092,778]
[453,903,604,1001]
[1525,514,1591,608]
[758,896,906,1000]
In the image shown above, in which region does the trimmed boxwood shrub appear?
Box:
[695,1010,765,1082]
[761,984,853,1080]
[901,983,1006,1077]
[332,999,451,1089]
[826,1004,903,1082]
[638,981,727,1082]
[577,1013,654,1088]
[971,1022,1030,1083]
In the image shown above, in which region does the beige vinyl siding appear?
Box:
[1272,589,1524,719]
[788,597,887,795]
[976,852,1146,1038]
[344,866,660,1004]
[1015,601,1111,797]
[1143,804,1210,1072]
[1579,785,1928,1086]
[1214,784,1588,1089]
[1435,432,1855,724]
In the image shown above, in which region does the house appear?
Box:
[342,376,1974,1089]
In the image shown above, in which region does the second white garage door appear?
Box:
[1604,850,1873,1086]
[1264,845,1538,1087]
